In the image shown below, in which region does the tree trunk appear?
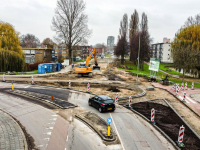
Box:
[182,68,185,83]
[121,54,124,64]
[68,45,72,64]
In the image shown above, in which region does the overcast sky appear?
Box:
[0,0,199,45]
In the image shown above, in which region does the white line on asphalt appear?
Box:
[50,118,57,121]
[186,96,197,103]
[66,136,68,141]
[25,86,30,88]
[46,127,54,130]
[43,138,50,141]
[179,96,190,103]
[51,115,58,117]
[109,113,125,150]
[48,122,55,125]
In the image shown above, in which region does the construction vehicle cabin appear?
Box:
[75,48,100,77]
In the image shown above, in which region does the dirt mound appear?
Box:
[132,102,200,149]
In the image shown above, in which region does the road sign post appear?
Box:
[3,74,6,82]
[107,118,112,137]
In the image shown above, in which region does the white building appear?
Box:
[150,38,173,63]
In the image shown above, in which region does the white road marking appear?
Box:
[66,136,68,141]
[109,113,125,150]
[25,86,30,88]
[46,127,54,130]
[179,96,190,103]
[50,118,57,121]
[186,97,197,103]
[37,145,44,147]
[43,138,50,141]
[44,132,52,135]
[48,122,55,125]
[51,115,58,117]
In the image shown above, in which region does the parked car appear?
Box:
[88,95,115,113]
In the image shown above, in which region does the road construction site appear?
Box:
[1,58,200,149]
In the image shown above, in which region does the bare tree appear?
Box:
[20,34,40,48]
[52,0,92,63]
[184,13,200,27]
[129,10,139,61]
[114,14,128,64]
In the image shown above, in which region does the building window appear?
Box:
[25,58,31,63]
[31,50,35,54]
[23,50,31,54]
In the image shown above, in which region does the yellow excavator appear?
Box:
[75,48,100,77]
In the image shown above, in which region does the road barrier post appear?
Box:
[115,93,118,104]
[69,80,71,89]
[129,96,132,109]
[12,81,14,90]
[191,82,194,90]
[176,125,185,147]
[51,95,54,100]
[185,82,187,90]
[31,76,34,85]
[181,82,184,90]
[151,108,156,124]
[87,83,90,93]
[108,125,110,137]
[174,84,176,92]
[182,92,186,103]
[2,74,6,82]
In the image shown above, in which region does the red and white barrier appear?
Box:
[129,96,132,107]
[185,82,187,90]
[178,125,185,143]
[3,74,5,82]
[151,108,155,122]
[183,92,186,102]
[69,80,71,89]
[87,83,90,92]
[191,82,194,90]
[174,84,176,92]
[115,93,118,104]
[181,82,184,90]
[31,76,34,84]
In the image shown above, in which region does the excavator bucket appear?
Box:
[93,66,101,71]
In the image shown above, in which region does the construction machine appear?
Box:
[75,48,100,77]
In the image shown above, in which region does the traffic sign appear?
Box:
[107,118,112,124]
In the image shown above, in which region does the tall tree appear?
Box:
[20,34,40,48]
[129,10,139,61]
[171,24,200,81]
[114,14,128,64]
[129,12,151,70]
[0,21,25,71]
[52,0,92,64]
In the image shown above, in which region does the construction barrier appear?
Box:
[87,83,90,92]
[174,84,176,92]
[191,82,194,90]
[151,108,155,124]
[3,74,5,82]
[129,96,132,107]
[31,76,34,85]
[69,80,71,89]
[183,92,186,102]
[185,82,187,90]
[177,125,185,147]
[115,93,118,104]
[181,82,184,90]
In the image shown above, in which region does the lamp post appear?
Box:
[136,31,140,87]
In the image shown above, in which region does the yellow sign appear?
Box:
[12,84,14,90]
[108,126,110,136]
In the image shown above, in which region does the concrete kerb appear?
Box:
[75,114,117,142]
[151,84,200,118]
[0,109,28,150]
[126,98,200,148]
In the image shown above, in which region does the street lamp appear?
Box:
[136,30,140,87]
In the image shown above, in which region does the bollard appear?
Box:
[191,82,194,90]
[69,80,71,89]
[115,93,118,104]
[185,82,187,90]
[51,95,54,100]
[151,108,156,124]
[3,74,6,82]
[129,96,132,108]
[31,75,34,85]
[176,125,185,147]
[182,92,186,103]
[12,81,14,90]
[181,82,184,90]
[87,83,90,92]
[108,125,110,137]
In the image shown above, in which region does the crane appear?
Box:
[75,48,100,77]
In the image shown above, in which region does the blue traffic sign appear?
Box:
[107,118,112,124]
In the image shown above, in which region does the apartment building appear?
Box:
[150,38,173,63]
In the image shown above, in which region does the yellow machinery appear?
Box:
[75,48,100,77]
